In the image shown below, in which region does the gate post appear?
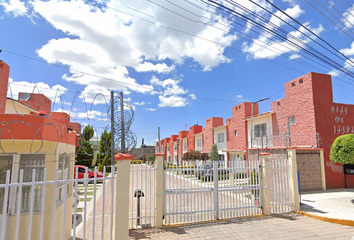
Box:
[155,153,164,228]
[114,153,133,240]
[260,153,271,216]
[288,148,300,211]
[213,161,219,220]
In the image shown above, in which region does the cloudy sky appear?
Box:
[1,0,354,145]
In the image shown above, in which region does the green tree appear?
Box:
[98,130,111,161]
[330,134,354,164]
[210,144,218,161]
[76,125,94,167]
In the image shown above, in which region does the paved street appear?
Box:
[129,213,354,240]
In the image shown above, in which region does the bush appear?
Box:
[235,172,247,179]
[330,134,354,164]
[131,160,144,164]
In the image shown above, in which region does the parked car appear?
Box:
[73,165,103,183]
[195,163,230,179]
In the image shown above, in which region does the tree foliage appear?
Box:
[98,130,111,160]
[210,144,218,161]
[76,125,94,167]
[330,134,354,165]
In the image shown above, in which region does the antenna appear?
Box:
[19,93,30,101]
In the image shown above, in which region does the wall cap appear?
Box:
[259,152,270,156]
[114,153,135,160]
[155,153,164,157]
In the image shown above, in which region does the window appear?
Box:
[174,144,177,150]
[217,133,225,143]
[254,123,267,137]
[197,139,202,147]
[190,141,192,145]
[292,82,296,86]
[234,130,237,136]
[206,137,209,142]
[183,142,187,150]
[289,116,296,125]
[299,79,303,83]
[167,146,169,152]
[19,154,45,213]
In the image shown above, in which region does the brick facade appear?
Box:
[0,62,10,114]
[296,151,323,191]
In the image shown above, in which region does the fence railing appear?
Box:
[0,166,114,240]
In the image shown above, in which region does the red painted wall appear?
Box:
[178,130,189,155]
[271,72,354,188]
[202,117,223,153]
[0,62,9,114]
[19,93,52,115]
[188,125,202,152]
[227,102,257,151]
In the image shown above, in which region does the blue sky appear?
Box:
[1,0,354,147]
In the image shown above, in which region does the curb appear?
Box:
[162,215,266,228]
[297,211,354,227]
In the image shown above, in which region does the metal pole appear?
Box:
[120,92,126,153]
[288,121,291,146]
[111,91,115,165]
[158,127,161,153]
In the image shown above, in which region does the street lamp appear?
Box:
[250,98,269,148]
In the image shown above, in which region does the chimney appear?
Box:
[0,61,10,114]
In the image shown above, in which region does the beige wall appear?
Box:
[5,99,38,115]
[1,140,75,240]
[296,150,323,191]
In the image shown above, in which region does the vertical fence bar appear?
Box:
[101,167,107,240]
[83,168,88,240]
[0,170,11,240]
[110,90,115,240]
[51,169,58,240]
[72,167,79,239]
[27,169,36,240]
[61,168,68,240]
[131,162,134,228]
[14,170,24,240]
[92,167,98,240]
[213,162,219,220]
[39,169,47,240]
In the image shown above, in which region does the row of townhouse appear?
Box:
[0,61,81,240]
[156,71,354,189]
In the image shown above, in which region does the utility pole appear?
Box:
[110,91,115,166]
[120,92,126,152]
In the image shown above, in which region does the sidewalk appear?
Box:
[299,188,354,224]
[129,213,354,240]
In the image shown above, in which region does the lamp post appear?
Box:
[250,98,269,148]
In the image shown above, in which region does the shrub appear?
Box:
[330,134,354,164]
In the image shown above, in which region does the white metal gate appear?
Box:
[163,159,262,225]
[129,161,155,229]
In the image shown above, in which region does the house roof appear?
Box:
[211,124,227,130]
[243,111,274,121]
[6,97,39,113]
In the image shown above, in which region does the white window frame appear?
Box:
[218,133,225,143]
[197,139,202,147]
[254,123,267,138]
[289,116,296,125]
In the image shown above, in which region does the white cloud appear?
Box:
[134,101,145,106]
[79,85,110,106]
[158,95,188,107]
[134,62,175,74]
[7,78,67,103]
[268,5,304,29]
[19,0,237,96]
[189,94,196,100]
[0,0,27,17]
[144,108,156,111]
[340,41,354,56]
[342,4,354,29]
[236,95,243,98]
[242,22,324,60]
